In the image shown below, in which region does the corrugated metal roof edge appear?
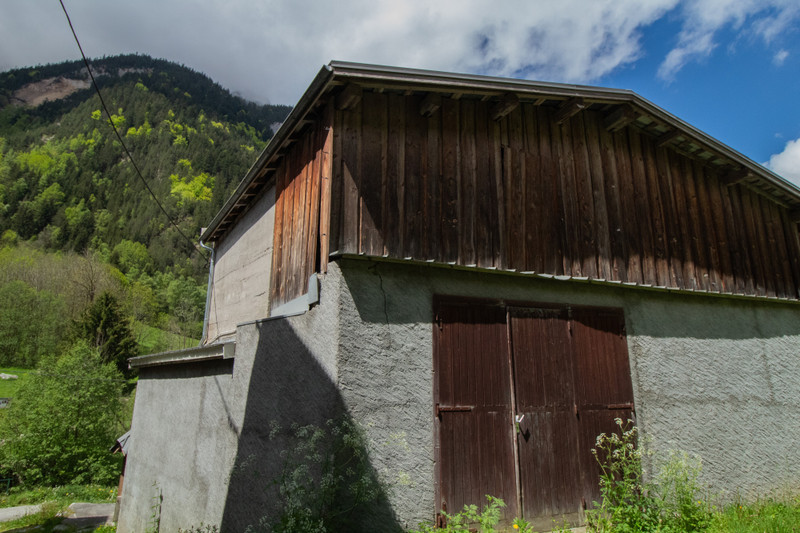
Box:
[202,61,800,243]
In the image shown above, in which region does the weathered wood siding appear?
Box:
[329,92,800,299]
[270,101,333,308]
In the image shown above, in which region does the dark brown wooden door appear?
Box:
[434,299,634,526]
[434,301,518,522]
[570,308,635,510]
[509,307,583,526]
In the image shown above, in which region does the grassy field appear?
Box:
[133,322,199,354]
[0,485,117,533]
[0,367,29,399]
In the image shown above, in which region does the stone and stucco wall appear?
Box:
[120,257,800,531]
[204,186,275,343]
[333,257,800,527]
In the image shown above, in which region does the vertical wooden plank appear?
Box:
[653,147,682,288]
[693,161,722,292]
[281,149,297,303]
[425,104,442,261]
[341,104,362,254]
[570,113,598,279]
[681,157,711,291]
[305,128,321,282]
[706,169,734,292]
[387,93,406,256]
[360,91,385,256]
[329,109,344,255]
[733,185,766,296]
[441,97,460,263]
[718,179,750,294]
[596,121,626,282]
[627,129,657,286]
[752,194,779,297]
[507,107,525,270]
[583,112,612,281]
[612,129,642,284]
[459,99,477,265]
[641,138,670,287]
[779,209,800,297]
[556,115,581,276]
[270,158,286,307]
[668,152,698,289]
[291,141,309,298]
[522,104,543,273]
[742,189,772,296]
[492,116,506,269]
[474,101,494,267]
[537,107,565,276]
[765,200,793,298]
[405,94,426,260]
[318,99,334,273]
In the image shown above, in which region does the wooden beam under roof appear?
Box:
[721,167,753,187]
[656,129,683,147]
[420,93,442,117]
[603,104,638,132]
[554,97,586,124]
[491,93,520,121]
[335,83,362,110]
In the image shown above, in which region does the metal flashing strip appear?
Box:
[129,341,236,369]
[269,273,320,317]
[334,254,800,306]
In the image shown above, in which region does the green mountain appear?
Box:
[0,54,290,274]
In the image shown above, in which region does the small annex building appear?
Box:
[118,62,800,532]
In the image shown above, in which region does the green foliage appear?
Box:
[263,418,385,533]
[0,484,117,507]
[586,418,710,533]
[707,495,800,532]
[0,342,124,486]
[0,54,287,276]
[110,239,152,277]
[410,495,506,533]
[169,159,214,206]
[74,291,139,377]
[0,280,68,367]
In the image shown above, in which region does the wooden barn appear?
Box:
[118,63,800,532]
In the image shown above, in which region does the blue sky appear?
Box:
[1,0,799,183]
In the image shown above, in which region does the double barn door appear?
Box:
[433,298,634,528]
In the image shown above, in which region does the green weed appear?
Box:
[410,495,506,533]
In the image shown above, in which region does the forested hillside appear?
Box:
[0,54,291,364]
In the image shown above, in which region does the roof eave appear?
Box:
[201,64,336,243]
[202,62,800,244]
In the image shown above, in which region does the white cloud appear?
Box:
[658,0,800,80]
[773,49,789,66]
[1,0,797,106]
[765,138,800,186]
[1,0,678,105]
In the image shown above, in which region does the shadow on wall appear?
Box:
[220,317,403,532]
[339,257,800,341]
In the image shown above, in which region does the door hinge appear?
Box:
[435,313,443,330]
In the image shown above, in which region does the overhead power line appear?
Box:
[58,0,209,262]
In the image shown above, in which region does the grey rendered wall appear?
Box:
[332,257,800,528]
[118,264,346,533]
[120,256,800,531]
[205,186,275,343]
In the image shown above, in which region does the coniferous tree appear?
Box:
[74,291,138,377]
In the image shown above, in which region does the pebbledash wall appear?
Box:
[119,255,800,532]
